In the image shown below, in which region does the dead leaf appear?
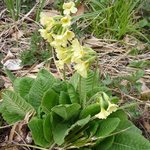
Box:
[74,3,85,16]
[1,51,14,64]
[2,146,19,150]
[3,59,22,71]
[141,90,150,101]
[10,47,20,53]
[41,10,60,17]
[11,30,24,40]
[1,76,13,89]
[143,120,150,133]
[36,0,54,5]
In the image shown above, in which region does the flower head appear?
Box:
[102,92,118,114]
[64,30,75,41]
[95,92,118,119]
[95,107,110,119]
[61,16,71,27]
[63,2,77,15]
[55,60,64,69]
[74,62,88,78]
[55,46,72,63]
[51,34,67,47]
[107,101,118,114]
[40,13,55,29]
[39,29,49,40]
[71,39,84,63]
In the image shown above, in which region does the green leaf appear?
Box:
[137,18,149,28]
[72,115,91,127]
[1,90,35,124]
[96,118,120,137]
[43,113,53,143]
[87,120,99,136]
[14,77,34,100]
[110,110,142,134]
[4,69,16,83]
[85,70,100,93]
[52,81,67,94]
[67,83,79,104]
[109,110,128,120]
[125,70,144,82]
[28,69,58,111]
[59,91,71,104]
[69,72,80,90]
[41,88,59,114]
[52,103,81,120]
[108,131,150,150]
[28,118,50,147]
[95,136,115,150]
[129,60,150,69]
[52,123,70,145]
[80,103,100,119]
[78,71,100,107]
[115,119,142,134]
[64,116,91,143]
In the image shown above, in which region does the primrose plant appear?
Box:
[0,2,150,150]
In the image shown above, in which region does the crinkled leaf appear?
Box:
[1,90,35,124]
[53,123,70,145]
[69,72,80,90]
[28,118,50,147]
[80,103,100,119]
[53,116,91,146]
[52,81,67,94]
[43,113,53,144]
[87,120,99,136]
[41,88,59,114]
[14,77,34,100]
[67,83,79,104]
[108,131,150,150]
[96,118,120,137]
[79,71,100,108]
[51,103,81,120]
[59,91,71,104]
[109,110,128,120]
[95,136,115,150]
[28,69,58,110]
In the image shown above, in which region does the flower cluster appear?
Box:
[39,2,96,78]
[95,92,118,119]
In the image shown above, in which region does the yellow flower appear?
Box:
[102,92,118,114]
[94,92,118,119]
[74,62,88,78]
[95,107,110,119]
[39,29,49,40]
[39,28,53,43]
[107,101,118,114]
[71,39,85,63]
[47,35,53,43]
[40,13,55,29]
[55,47,72,64]
[51,34,68,47]
[63,2,77,15]
[61,16,71,27]
[55,60,64,69]
[64,30,75,41]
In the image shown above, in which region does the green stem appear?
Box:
[79,75,82,106]
[92,57,99,91]
[63,64,66,81]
